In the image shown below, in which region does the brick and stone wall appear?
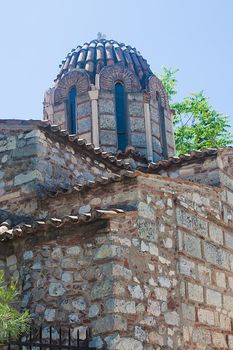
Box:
[0,121,116,221]
[2,173,233,349]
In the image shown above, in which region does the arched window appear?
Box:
[115,82,128,151]
[157,92,168,159]
[67,87,77,134]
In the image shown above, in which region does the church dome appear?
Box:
[55,37,153,88]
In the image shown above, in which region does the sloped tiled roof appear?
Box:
[55,39,153,87]
[46,170,136,198]
[42,124,132,171]
[143,148,224,173]
[0,209,124,242]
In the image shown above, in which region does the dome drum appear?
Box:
[43,38,175,162]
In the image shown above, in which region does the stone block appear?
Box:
[14,170,43,186]
[192,328,211,345]
[62,272,73,283]
[223,294,233,312]
[115,337,143,350]
[0,136,16,152]
[183,233,202,259]
[212,333,227,348]
[188,283,203,302]
[130,117,145,132]
[198,309,215,325]
[77,101,91,118]
[164,311,180,326]
[209,224,223,245]
[66,246,81,256]
[94,244,118,260]
[158,276,171,288]
[137,219,158,242]
[206,288,222,307]
[99,114,116,129]
[128,285,144,300]
[89,336,104,349]
[99,130,116,146]
[228,335,233,349]
[176,208,208,237]
[112,264,132,280]
[91,315,127,335]
[135,326,146,342]
[131,133,146,148]
[105,298,136,314]
[129,101,144,117]
[48,282,65,297]
[204,242,229,269]
[88,304,99,318]
[44,309,56,322]
[147,300,160,316]
[6,255,17,267]
[219,314,231,330]
[72,297,86,311]
[91,279,113,300]
[61,258,77,269]
[178,257,196,278]
[99,100,115,114]
[78,117,91,133]
[154,287,167,301]
[225,232,233,250]
[138,202,154,220]
[182,303,195,321]
[215,271,226,288]
[197,265,211,284]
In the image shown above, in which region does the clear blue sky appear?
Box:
[1,0,233,130]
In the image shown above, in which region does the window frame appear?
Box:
[114,80,128,151]
[66,86,77,134]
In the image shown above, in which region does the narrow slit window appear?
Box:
[157,92,168,159]
[67,87,77,134]
[115,82,128,151]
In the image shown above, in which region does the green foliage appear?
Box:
[158,66,179,101]
[0,271,30,343]
[157,67,233,154]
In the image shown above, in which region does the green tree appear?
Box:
[0,271,30,343]
[158,67,233,154]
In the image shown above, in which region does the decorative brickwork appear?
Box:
[99,65,141,93]
[54,70,91,103]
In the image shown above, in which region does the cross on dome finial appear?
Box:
[97,32,106,40]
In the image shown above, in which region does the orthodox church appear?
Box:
[1,35,233,350]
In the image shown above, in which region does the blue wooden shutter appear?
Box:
[67,87,77,134]
[115,82,128,151]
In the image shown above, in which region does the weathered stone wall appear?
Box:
[128,93,147,157]
[0,121,115,221]
[156,148,233,188]
[2,174,233,349]
[98,90,117,154]
[149,96,175,161]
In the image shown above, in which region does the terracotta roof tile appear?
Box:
[0,209,124,242]
[55,38,153,87]
[46,170,136,199]
[42,124,132,171]
[144,148,228,172]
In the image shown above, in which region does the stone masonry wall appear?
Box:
[2,174,233,349]
[0,121,115,221]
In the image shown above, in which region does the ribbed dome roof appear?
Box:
[55,39,153,88]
